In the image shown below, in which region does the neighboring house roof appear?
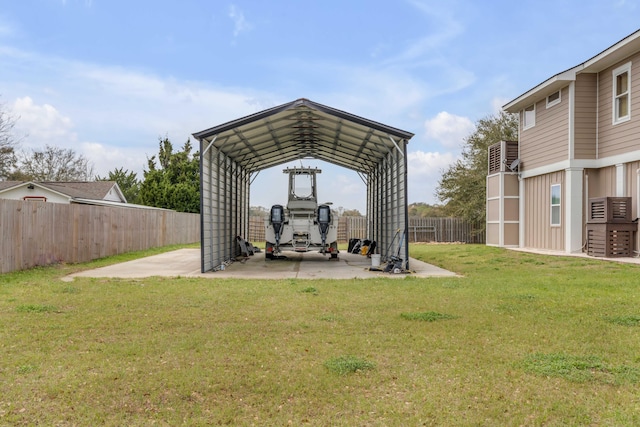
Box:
[41,181,122,200]
[0,181,127,203]
[71,198,171,210]
[504,28,640,112]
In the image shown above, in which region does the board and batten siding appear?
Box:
[597,50,640,158]
[626,161,640,249]
[574,73,598,159]
[586,166,617,199]
[523,171,565,251]
[625,161,640,219]
[519,87,570,170]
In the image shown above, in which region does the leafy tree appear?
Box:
[96,167,141,204]
[408,202,447,218]
[0,99,19,179]
[13,144,94,181]
[341,208,363,217]
[139,137,200,213]
[436,111,518,225]
[250,206,269,217]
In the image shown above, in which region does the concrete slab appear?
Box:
[64,248,458,281]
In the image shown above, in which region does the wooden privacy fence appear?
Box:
[0,199,200,273]
[248,216,485,244]
[404,217,485,243]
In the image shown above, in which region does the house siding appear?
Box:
[486,172,520,247]
[519,87,569,170]
[574,73,598,159]
[486,175,500,222]
[626,161,640,212]
[0,187,70,203]
[598,51,640,158]
[584,162,640,250]
[626,162,640,249]
[523,171,564,251]
[586,166,617,199]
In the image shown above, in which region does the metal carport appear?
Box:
[192,98,414,273]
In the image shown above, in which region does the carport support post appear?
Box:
[403,139,410,270]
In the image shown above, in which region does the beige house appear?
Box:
[0,181,127,206]
[488,28,640,256]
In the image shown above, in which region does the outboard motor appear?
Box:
[317,205,332,251]
[270,204,285,247]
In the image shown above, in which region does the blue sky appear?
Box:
[1,1,639,212]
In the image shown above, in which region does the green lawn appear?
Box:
[2,244,640,426]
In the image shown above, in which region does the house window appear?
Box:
[546,90,561,108]
[613,62,631,124]
[551,184,561,226]
[523,104,536,129]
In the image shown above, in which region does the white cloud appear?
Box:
[320,172,365,208]
[272,57,475,130]
[10,97,150,178]
[81,142,150,178]
[12,96,75,146]
[408,150,457,178]
[1,47,285,180]
[392,0,464,63]
[407,150,458,204]
[491,96,510,114]
[250,161,367,212]
[423,111,475,149]
[229,4,251,37]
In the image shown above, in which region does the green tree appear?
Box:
[0,99,19,179]
[408,203,447,218]
[250,206,269,217]
[96,167,141,204]
[436,111,518,225]
[14,144,94,181]
[139,137,200,213]
[341,208,363,217]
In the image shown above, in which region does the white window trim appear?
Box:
[523,104,536,130]
[546,90,561,108]
[550,184,561,227]
[612,61,632,125]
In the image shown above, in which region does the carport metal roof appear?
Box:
[192,98,414,174]
[193,98,414,273]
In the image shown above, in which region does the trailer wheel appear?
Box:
[265,242,274,260]
[330,242,339,259]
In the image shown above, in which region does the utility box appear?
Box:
[588,197,632,223]
[586,197,636,257]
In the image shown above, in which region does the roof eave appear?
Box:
[109,183,128,203]
[503,68,578,113]
[0,181,28,194]
[0,181,73,201]
[503,29,640,113]
[192,98,414,142]
[582,29,640,72]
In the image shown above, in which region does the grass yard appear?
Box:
[2,244,640,425]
